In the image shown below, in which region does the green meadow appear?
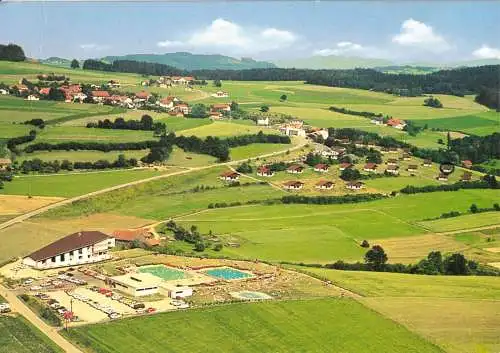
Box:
[0,316,63,353]
[295,267,500,353]
[64,298,443,353]
[16,149,149,163]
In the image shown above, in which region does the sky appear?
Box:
[1,1,499,63]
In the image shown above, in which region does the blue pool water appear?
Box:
[203,267,253,280]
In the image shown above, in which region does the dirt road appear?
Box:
[0,284,83,353]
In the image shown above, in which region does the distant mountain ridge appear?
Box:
[101,52,276,70]
[40,57,72,67]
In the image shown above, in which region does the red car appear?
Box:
[146,307,156,314]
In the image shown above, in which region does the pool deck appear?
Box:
[200,266,255,281]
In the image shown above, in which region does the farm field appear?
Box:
[412,111,500,136]
[293,268,500,353]
[0,168,176,197]
[418,212,500,232]
[31,125,156,143]
[166,147,217,167]
[0,315,63,353]
[64,298,443,353]
[179,120,267,137]
[230,143,292,160]
[16,149,149,163]
[175,189,500,263]
[0,122,33,138]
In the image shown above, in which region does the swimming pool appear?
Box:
[202,267,253,280]
[138,265,188,281]
[231,291,272,300]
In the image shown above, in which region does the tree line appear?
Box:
[0,43,25,62]
[19,155,138,174]
[24,140,159,153]
[86,114,166,134]
[281,193,385,205]
[82,59,183,76]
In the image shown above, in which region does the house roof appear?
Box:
[26,231,112,262]
[364,163,377,169]
[340,163,352,169]
[220,171,239,178]
[387,118,405,127]
[387,159,398,164]
[386,165,399,170]
[284,181,304,187]
[211,103,230,109]
[316,180,334,187]
[347,181,364,187]
[112,229,150,242]
[257,166,271,172]
[287,164,304,171]
[408,164,418,169]
[462,160,473,166]
[135,91,151,99]
[0,158,12,165]
[160,96,174,104]
[39,87,51,95]
[314,163,329,170]
[423,159,432,164]
[438,173,448,179]
[92,90,110,98]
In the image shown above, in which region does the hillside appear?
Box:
[101,52,276,70]
[39,57,73,68]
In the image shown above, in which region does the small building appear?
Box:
[387,159,398,166]
[461,172,472,182]
[339,162,353,171]
[110,273,160,297]
[441,164,454,173]
[386,165,399,175]
[92,90,110,102]
[257,117,269,126]
[315,180,334,190]
[363,163,378,172]
[212,91,229,98]
[310,129,329,140]
[314,163,329,172]
[176,103,190,115]
[283,181,304,190]
[287,165,304,174]
[22,231,115,270]
[106,80,120,88]
[159,96,175,109]
[280,126,306,137]
[26,94,39,101]
[402,153,411,161]
[73,92,87,103]
[370,118,385,126]
[407,164,418,172]
[386,118,406,130]
[112,229,157,247]
[39,87,51,95]
[346,181,364,190]
[423,159,432,167]
[462,160,473,169]
[220,171,240,181]
[135,91,151,102]
[211,103,231,113]
[437,173,448,181]
[257,166,274,177]
[0,158,12,170]
[161,284,193,299]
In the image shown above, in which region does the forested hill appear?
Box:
[102,52,276,70]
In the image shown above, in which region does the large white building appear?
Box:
[110,273,161,297]
[23,231,115,270]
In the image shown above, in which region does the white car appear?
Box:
[109,312,121,319]
[30,285,42,291]
[22,279,34,285]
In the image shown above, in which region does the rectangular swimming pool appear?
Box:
[138,265,188,281]
[202,267,253,280]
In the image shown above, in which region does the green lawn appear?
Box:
[230,143,291,160]
[179,121,267,137]
[32,126,156,143]
[1,168,174,197]
[0,316,63,353]
[64,298,443,353]
[0,122,33,138]
[17,150,149,163]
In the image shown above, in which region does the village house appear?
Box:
[441,164,454,174]
[280,126,306,137]
[212,91,229,98]
[283,181,304,190]
[72,92,87,103]
[314,163,329,172]
[110,273,160,297]
[22,231,115,270]
[461,172,472,182]
[462,160,473,169]
[315,180,334,190]
[363,163,378,173]
[112,229,160,248]
[287,164,304,174]
[386,165,399,175]
[387,159,398,166]
[135,91,151,102]
[437,173,448,181]
[92,90,110,103]
[26,94,39,101]
[211,103,231,113]
[39,87,51,95]
[220,171,240,182]
[209,110,223,120]
[370,118,385,126]
[158,96,175,110]
[346,181,364,190]
[309,129,329,141]
[339,162,353,171]
[386,118,406,130]
[257,166,275,177]
[0,158,12,170]
[407,164,418,172]
[14,84,29,94]
[402,153,411,161]
[176,103,190,115]
[257,117,269,126]
[423,159,432,167]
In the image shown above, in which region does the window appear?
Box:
[51,257,56,263]
[60,254,65,261]
[78,248,83,254]
[78,256,83,260]
[69,250,74,256]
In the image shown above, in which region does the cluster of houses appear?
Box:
[279,120,307,137]
[143,76,196,88]
[209,103,232,119]
[370,117,407,130]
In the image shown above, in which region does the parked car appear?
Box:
[109,312,121,319]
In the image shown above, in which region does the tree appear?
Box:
[0,44,26,62]
[213,79,222,87]
[365,151,382,164]
[280,94,287,101]
[230,101,239,112]
[360,240,370,248]
[140,114,154,130]
[260,105,269,113]
[70,59,80,69]
[194,241,206,252]
[444,253,468,275]
[470,203,478,213]
[236,162,253,173]
[340,168,361,181]
[190,103,208,118]
[423,96,443,108]
[213,243,223,251]
[47,88,66,101]
[364,245,388,270]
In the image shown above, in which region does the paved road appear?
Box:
[0,284,83,353]
[0,138,307,232]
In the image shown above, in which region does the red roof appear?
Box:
[135,91,151,99]
[39,87,51,95]
[287,164,304,171]
[220,171,239,178]
[314,163,329,170]
[387,118,404,127]
[284,181,304,187]
[112,229,150,242]
[340,163,352,169]
[92,90,110,98]
[364,163,377,170]
[316,180,334,187]
[160,96,174,104]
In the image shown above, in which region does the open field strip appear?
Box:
[179,120,268,137]
[16,149,150,163]
[289,267,500,353]
[30,125,156,143]
[417,212,500,233]
[64,298,443,353]
[0,195,64,215]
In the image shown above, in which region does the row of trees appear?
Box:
[19,155,138,174]
[329,106,385,119]
[86,115,166,134]
[400,175,498,194]
[0,43,25,62]
[82,59,183,77]
[24,140,158,153]
[281,193,385,205]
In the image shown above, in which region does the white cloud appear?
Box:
[313,41,375,57]
[156,18,297,54]
[472,45,500,59]
[392,19,449,52]
[79,43,108,51]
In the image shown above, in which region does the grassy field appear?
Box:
[179,120,267,137]
[175,189,499,263]
[30,125,156,143]
[292,267,500,353]
[16,149,149,163]
[64,298,443,353]
[418,212,500,232]
[230,143,292,160]
[0,168,176,197]
[0,315,63,353]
